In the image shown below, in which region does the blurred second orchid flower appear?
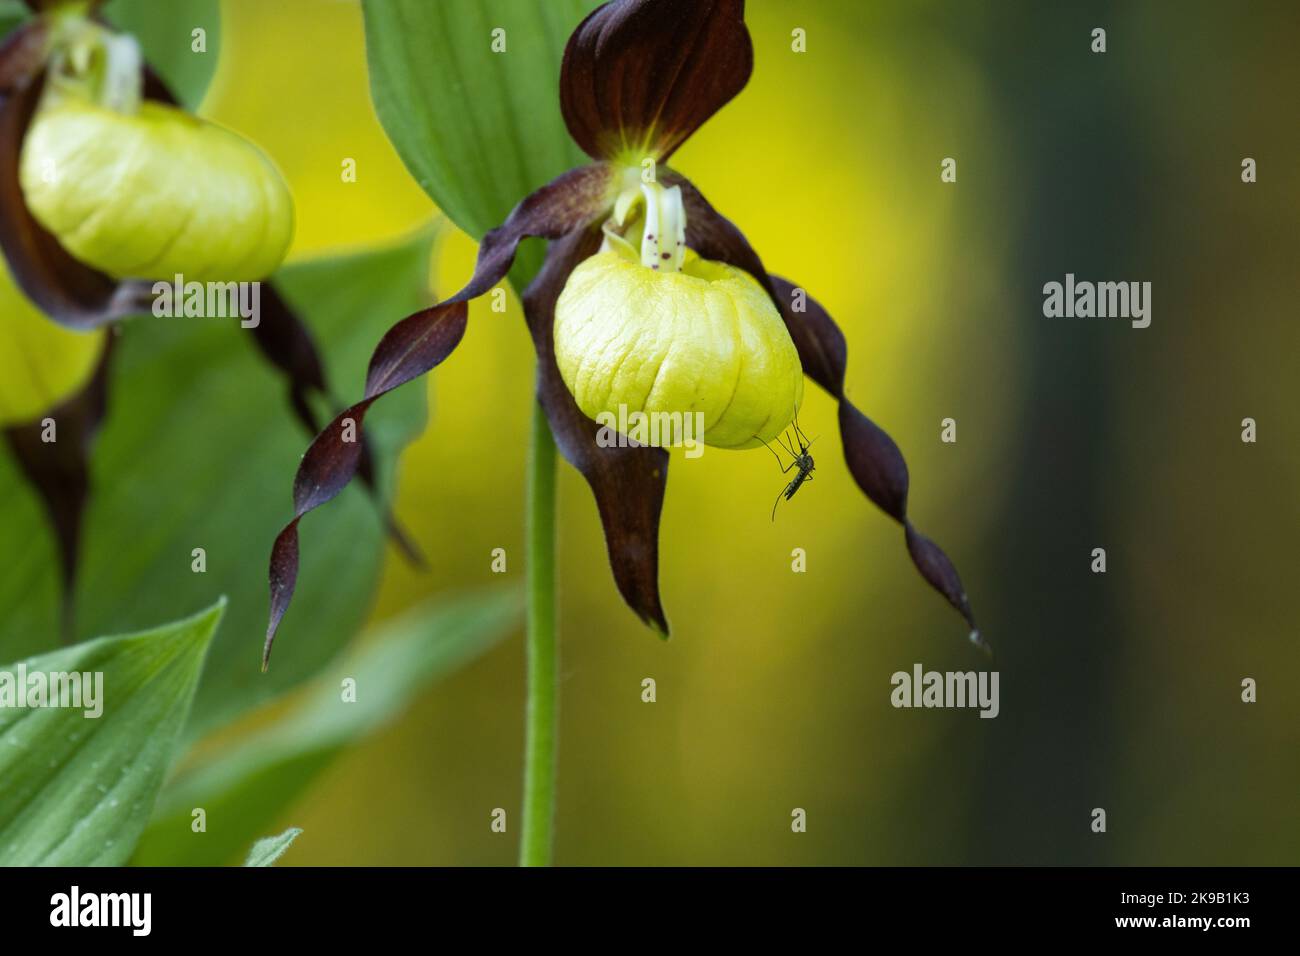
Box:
[265,0,984,664]
[0,0,406,636]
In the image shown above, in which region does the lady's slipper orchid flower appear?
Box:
[20,97,295,282]
[264,0,984,663]
[554,209,805,450]
[0,0,408,633]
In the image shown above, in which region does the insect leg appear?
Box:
[771,485,789,522]
[759,436,796,473]
[792,407,812,449]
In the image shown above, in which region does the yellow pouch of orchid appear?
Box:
[0,258,104,426]
[20,97,293,282]
[553,183,803,450]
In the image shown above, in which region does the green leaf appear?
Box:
[132,588,520,866]
[362,0,596,243]
[0,231,438,739]
[244,826,301,866]
[103,0,221,111]
[0,600,223,866]
[0,0,27,41]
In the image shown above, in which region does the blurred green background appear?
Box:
[21,0,1300,865]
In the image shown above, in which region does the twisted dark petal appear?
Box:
[143,71,401,541]
[783,281,981,648]
[263,307,468,669]
[668,171,981,646]
[264,164,617,667]
[3,334,114,643]
[560,0,752,163]
[254,282,422,564]
[523,227,670,634]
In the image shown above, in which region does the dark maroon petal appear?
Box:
[455,163,616,303]
[264,305,468,669]
[560,0,752,163]
[3,333,114,643]
[118,68,420,564]
[253,282,424,565]
[248,284,329,429]
[780,279,984,652]
[664,170,981,647]
[258,279,424,563]
[523,226,670,634]
[264,164,616,667]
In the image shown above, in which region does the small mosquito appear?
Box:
[762,411,816,521]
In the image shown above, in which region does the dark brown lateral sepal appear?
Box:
[3,333,114,642]
[523,226,670,634]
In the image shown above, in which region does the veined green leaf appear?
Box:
[132,588,520,866]
[103,0,221,111]
[244,826,301,866]
[0,600,223,866]
[361,0,596,243]
[0,230,438,739]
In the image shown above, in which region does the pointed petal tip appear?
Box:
[648,613,670,640]
[260,628,275,672]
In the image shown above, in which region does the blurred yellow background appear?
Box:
[195,0,1299,865]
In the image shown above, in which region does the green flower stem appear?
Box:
[520,398,559,866]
